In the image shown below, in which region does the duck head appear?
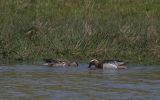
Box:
[88,59,102,69]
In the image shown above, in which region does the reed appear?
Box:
[0,0,160,64]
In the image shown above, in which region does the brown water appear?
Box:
[0,63,160,100]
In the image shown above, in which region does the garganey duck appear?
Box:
[43,59,78,67]
[88,59,127,69]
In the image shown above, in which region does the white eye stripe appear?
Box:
[90,59,98,62]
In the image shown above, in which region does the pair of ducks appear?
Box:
[43,59,127,69]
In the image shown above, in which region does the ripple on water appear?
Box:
[0,64,160,100]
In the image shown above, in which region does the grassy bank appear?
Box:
[0,0,160,64]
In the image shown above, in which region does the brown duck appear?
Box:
[43,58,78,67]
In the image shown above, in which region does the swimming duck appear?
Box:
[43,58,78,67]
[88,59,127,69]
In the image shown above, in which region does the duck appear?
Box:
[88,59,127,69]
[43,58,78,67]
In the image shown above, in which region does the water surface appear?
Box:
[0,63,160,100]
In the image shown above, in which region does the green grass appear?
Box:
[0,0,160,64]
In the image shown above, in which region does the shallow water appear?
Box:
[0,63,160,100]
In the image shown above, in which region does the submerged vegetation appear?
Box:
[0,0,160,64]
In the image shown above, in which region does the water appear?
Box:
[0,63,160,100]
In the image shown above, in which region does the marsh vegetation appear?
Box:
[0,0,160,64]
